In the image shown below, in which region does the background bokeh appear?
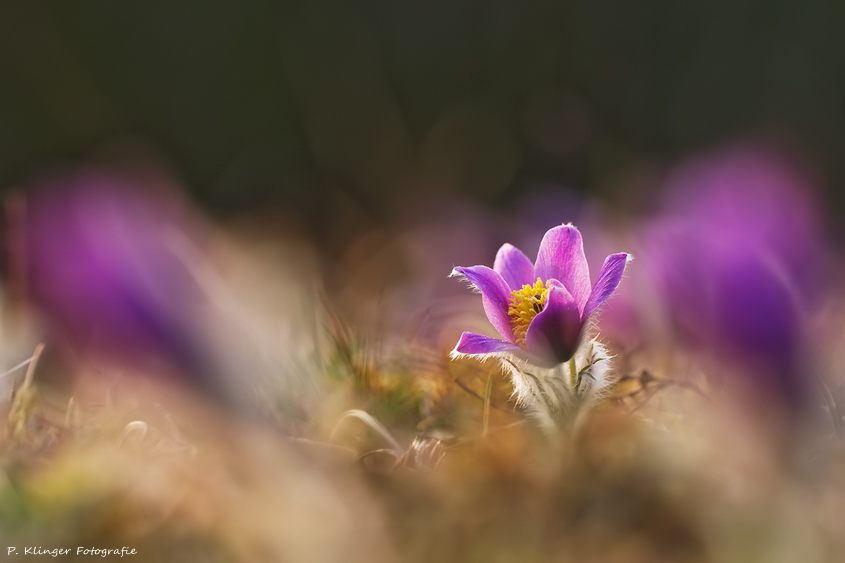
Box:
[2,0,845,243]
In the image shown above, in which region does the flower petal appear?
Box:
[493,243,535,291]
[525,279,583,365]
[534,225,591,314]
[583,253,629,320]
[452,332,524,356]
[452,265,516,342]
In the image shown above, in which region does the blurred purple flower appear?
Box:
[451,224,629,367]
[15,168,219,395]
[645,145,826,405]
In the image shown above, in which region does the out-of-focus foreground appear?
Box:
[0,145,843,562]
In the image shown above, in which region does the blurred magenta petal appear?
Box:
[644,144,827,407]
[657,145,824,299]
[493,243,535,291]
[451,265,515,343]
[17,168,219,394]
[534,225,592,315]
[525,280,582,365]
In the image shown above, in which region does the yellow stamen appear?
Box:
[507,278,549,347]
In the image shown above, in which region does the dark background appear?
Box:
[2,0,844,240]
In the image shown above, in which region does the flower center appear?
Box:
[507,278,549,347]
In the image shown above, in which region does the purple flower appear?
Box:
[451,224,629,367]
[643,145,827,407]
[15,168,215,391]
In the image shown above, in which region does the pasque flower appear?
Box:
[451,224,629,368]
